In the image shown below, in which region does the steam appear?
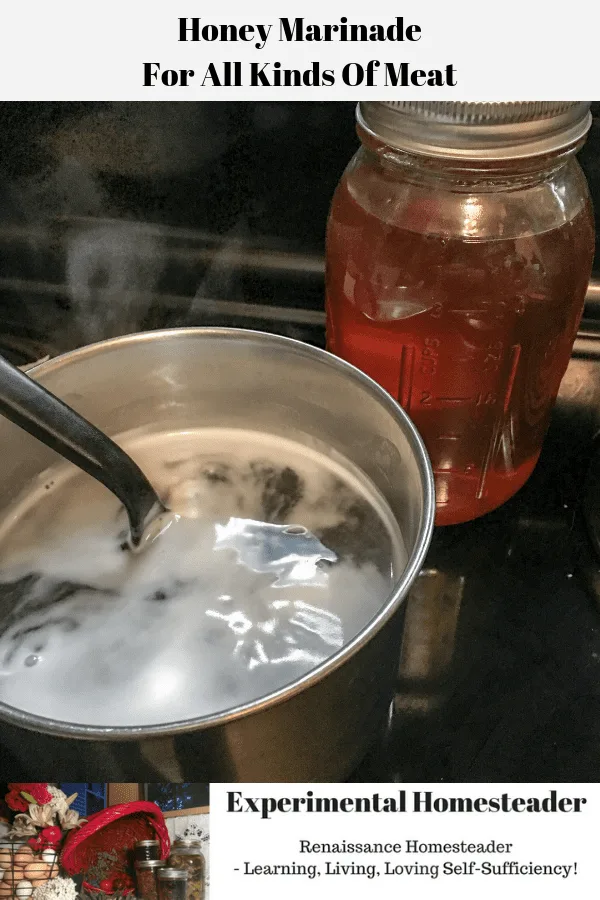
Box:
[3,103,238,349]
[0,102,309,351]
[189,217,249,318]
[66,222,161,344]
[13,150,164,347]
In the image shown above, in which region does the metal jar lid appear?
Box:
[136,840,161,848]
[171,839,203,855]
[136,861,167,870]
[157,869,188,881]
[357,101,592,160]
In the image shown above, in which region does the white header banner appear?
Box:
[0,0,598,100]
[210,783,597,899]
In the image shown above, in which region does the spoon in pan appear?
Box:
[0,353,170,549]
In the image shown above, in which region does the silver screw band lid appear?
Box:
[157,869,188,881]
[357,101,592,160]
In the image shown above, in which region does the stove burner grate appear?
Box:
[0,330,58,368]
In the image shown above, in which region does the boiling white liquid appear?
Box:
[0,428,406,727]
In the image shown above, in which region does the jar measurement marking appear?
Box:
[503,344,522,414]
[398,344,415,409]
[476,423,500,501]
[420,337,439,377]
[475,345,522,500]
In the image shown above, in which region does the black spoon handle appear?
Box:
[0,354,164,546]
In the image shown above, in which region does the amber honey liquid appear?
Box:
[326,180,594,525]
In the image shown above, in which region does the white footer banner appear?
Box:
[209,783,595,898]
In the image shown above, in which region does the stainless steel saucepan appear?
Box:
[0,328,434,780]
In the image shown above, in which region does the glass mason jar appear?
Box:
[157,869,188,900]
[135,860,166,900]
[326,101,595,525]
[168,841,205,900]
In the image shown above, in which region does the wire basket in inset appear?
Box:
[0,841,60,900]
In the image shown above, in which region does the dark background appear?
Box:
[1,101,598,267]
[145,783,210,811]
